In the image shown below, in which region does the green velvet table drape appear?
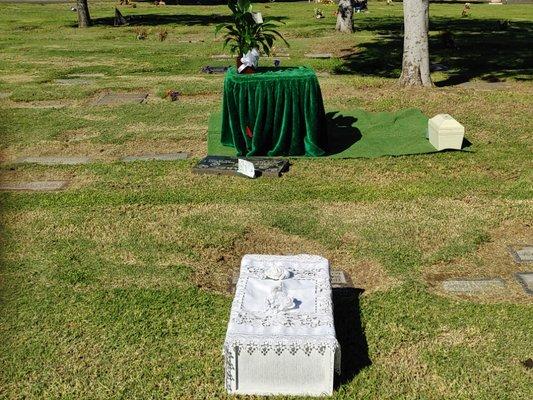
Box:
[220,67,328,157]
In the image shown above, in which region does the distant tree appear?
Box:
[77,0,92,28]
[336,0,353,33]
[399,0,432,86]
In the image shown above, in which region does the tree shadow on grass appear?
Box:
[87,13,287,27]
[333,287,371,388]
[88,13,232,27]
[325,112,361,155]
[335,16,533,85]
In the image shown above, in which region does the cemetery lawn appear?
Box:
[0,1,532,399]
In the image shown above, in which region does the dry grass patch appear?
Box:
[0,141,106,163]
[190,222,399,295]
[0,168,94,190]
[59,128,101,143]
[298,35,361,58]
[81,114,117,122]
[0,137,199,163]
[116,75,217,84]
[118,138,201,158]
[376,342,452,398]
[345,259,401,294]
[319,199,498,256]
[179,93,220,105]
[435,325,495,348]
[424,216,533,302]
[3,99,77,109]
[26,57,144,69]
[17,201,401,295]
[0,73,36,84]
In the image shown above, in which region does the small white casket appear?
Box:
[224,254,340,397]
[428,114,465,151]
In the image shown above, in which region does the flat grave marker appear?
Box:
[54,78,94,86]
[121,152,189,162]
[457,81,512,90]
[68,73,106,78]
[92,92,149,106]
[507,245,533,263]
[0,180,69,192]
[193,156,289,178]
[15,156,91,165]
[515,272,533,295]
[201,66,230,74]
[305,53,333,59]
[442,278,506,294]
[330,270,350,287]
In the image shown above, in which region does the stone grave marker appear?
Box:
[15,156,91,165]
[121,152,189,162]
[201,66,230,74]
[457,81,511,90]
[92,92,148,106]
[0,180,69,192]
[193,156,289,178]
[515,272,533,295]
[305,53,333,59]
[68,73,106,78]
[54,78,94,86]
[507,245,533,263]
[442,278,506,294]
[330,270,350,287]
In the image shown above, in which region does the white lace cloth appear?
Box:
[224,254,341,394]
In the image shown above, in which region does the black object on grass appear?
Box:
[201,66,230,74]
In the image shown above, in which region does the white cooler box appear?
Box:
[223,254,340,397]
[428,114,465,151]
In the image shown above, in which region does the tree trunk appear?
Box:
[76,0,92,28]
[399,0,432,87]
[336,0,353,34]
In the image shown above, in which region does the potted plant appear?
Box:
[215,0,289,73]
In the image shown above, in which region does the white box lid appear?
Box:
[429,114,464,134]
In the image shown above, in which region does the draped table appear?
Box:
[224,254,340,396]
[220,67,328,157]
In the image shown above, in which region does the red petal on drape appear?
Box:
[245,126,253,138]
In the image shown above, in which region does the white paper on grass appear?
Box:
[237,159,255,178]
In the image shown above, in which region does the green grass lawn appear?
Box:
[0,1,532,399]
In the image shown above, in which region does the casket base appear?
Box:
[227,347,335,396]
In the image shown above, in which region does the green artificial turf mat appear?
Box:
[207,108,471,158]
